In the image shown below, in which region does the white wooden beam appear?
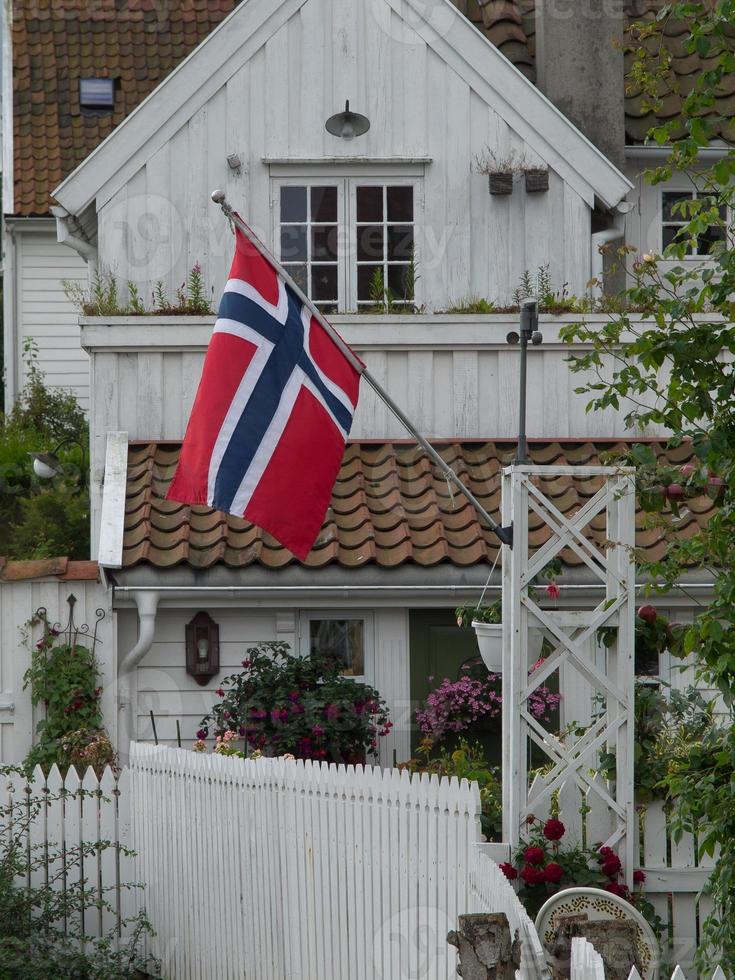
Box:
[98,431,129,569]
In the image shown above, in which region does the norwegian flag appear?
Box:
[167,225,362,561]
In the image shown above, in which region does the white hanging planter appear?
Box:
[472,621,503,672]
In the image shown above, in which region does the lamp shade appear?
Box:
[325,101,370,140]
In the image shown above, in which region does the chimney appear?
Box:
[535,0,626,171]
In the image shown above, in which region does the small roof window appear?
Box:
[79,77,115,109]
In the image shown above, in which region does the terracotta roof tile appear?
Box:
[11,0,238,215]
[0,558,99,581]
[119,440,717,572]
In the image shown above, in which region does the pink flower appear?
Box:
[312,725,325,737]
[242,659,252,668]
[215,688,225,698]
[545,581,560,600]
[324,704,340,720]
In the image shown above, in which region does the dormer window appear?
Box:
[79,77,115,110]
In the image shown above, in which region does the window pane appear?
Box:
[698,223,726,255]
[311,264,338,301]
[280,225,308,262]
[357,225,384,261]
[387,225,414,261]
[356,186,383,222]
[662,191,691,222]
[310,620,365,676]
[281,185,307,222]
[357,264,382,302]
[311,186,338,222]
[662,226,693,253]
[387,185,413,221]
[312,225,339,261]
[283,264,307,292]
[388,263,412,300]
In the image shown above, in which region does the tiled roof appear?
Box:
[12,0,733,218]
[456,0,735,144]
[121,440,715,572]
[0,558,99,582]
[12,0,238,216]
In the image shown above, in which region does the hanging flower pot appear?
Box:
[524,168,549,193]
[472,621,503,672]
[488,172,513,195]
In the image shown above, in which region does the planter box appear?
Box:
[488,172,513,195]
[524,168,549,193]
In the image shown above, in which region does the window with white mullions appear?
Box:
[355,185,415,307]
[279,184,340,313]
[661,190,727,256]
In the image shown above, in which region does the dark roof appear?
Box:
[461,0,735,145]
[121,440,715,572]
[12,0,239,216]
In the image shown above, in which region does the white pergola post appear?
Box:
[501,465,636,886]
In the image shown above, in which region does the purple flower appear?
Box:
[324,704,340,720]
[312,725,325,738]
[196,729,207,740]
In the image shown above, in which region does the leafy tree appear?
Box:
[560,2,735,967]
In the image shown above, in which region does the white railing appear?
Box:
[570,936,728,980]
[0,763,134,939]
[129,742,540,980]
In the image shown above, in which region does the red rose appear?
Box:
[523,847,545,866]
[499,862,518,881]
[598,846,614,858]
[544,862,564,884]
[633,870,646,885]
[543,818,565,841]
[601,855,622,878]
[520,865,546,885]
[604,881,630,899]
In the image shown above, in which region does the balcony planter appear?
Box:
[488,172,513,195]
[472,621,503,672]
[524,168,549,193]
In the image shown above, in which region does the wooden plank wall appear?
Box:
[96,0,592,311]
[15,225,90,409]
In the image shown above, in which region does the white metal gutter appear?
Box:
[118,590,160,757]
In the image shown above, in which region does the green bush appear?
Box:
[0,341,89,559]
[0,765,156,979]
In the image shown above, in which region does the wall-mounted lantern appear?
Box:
[185,611,220,686]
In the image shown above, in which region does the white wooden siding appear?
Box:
[96,0,592,311]
[122,605,410,768]
[13,226,89,409]
[0,578,115,764]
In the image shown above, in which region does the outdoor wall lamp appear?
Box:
[185,611,220,686]
[30,436,87,486]
[325,101,370,140]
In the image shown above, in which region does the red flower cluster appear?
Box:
[499,862,517,881]
[543,818,565,841]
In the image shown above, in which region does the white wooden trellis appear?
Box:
[501,465,636,886]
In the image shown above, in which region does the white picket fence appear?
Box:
[0,763,134,940]
[129,741,544,980]
[570,936,728,980]
[528,772,715,972]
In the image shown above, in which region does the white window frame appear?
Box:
[659,187,728,259]
[272,174,421,312]
[298,610,375,684]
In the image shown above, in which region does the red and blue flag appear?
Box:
[168,225,362,561]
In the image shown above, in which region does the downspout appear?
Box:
[590,207,628,298]
[118,590,160,758]
[50,204,98,279]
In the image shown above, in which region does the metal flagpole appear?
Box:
[210,190,513,547]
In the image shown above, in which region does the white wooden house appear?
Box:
[0,0,727,765]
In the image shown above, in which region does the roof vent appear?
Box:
[79,77,115,109]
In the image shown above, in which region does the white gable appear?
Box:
[51,0,633,310]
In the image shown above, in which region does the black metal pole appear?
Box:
[515,301,538,464]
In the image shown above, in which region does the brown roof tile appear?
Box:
[0,558,99,581]
[120,440,716,572]
[11,0,238,215]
